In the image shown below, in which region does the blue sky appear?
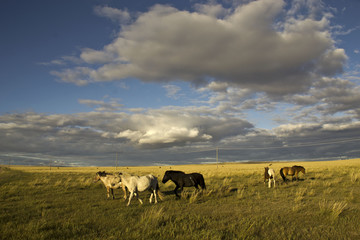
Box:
[1,0,360,166]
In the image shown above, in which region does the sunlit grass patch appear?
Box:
[140,206,167,226]
[319,200,348,221]
[28,176,51,186]
[294,187,307,203]
[292,202,305,212]
[236,185,247,199]
[331,201,348,220]
[2,159,360,240]
[188,191,201,204]
[350,170,360,183]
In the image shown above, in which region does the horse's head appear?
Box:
[94,171,106,182]
[264,167,270,181]
[162,171,171,184]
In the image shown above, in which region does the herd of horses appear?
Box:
[94,165,305,206]
[263,165,305,188]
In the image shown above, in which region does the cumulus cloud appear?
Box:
[285,77,360,120]
[94,6,130,23]
[2,98,360,166]
[78,98,123,112]
[52,0,347,96]
[2,100,360,166]
[0,107,253,156]
[163,84,182,99]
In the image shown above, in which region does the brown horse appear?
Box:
[280,165,305,182]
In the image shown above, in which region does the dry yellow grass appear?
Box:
[2,158,360,239]
[10,158,360,178]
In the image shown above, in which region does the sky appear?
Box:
[1,0,360,166]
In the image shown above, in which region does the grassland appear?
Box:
[1,159,360,239]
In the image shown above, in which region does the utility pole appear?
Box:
[216,147,219,169]
[115,152,118,170]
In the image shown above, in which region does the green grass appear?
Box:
[1,160,360,239]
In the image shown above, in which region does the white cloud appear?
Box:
[1,99,360,165]
[163,84,182,99]
[53,0,346,96]
[94,6,130,23]
[78,99,123,112]
[80,48,116,64]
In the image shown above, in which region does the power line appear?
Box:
[181,136,360,154]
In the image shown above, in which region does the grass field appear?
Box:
[1,159,360,239]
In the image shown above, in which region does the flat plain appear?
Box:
[1,159,360,239]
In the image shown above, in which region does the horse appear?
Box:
[264,167,276,188]
[94,171,127,200]
[280,165,305,182]
[118,172,161,206]
[162,170,206,198]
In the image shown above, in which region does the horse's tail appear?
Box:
[280,168,286,182]
[156,182,165,201]
[200,175,206,190]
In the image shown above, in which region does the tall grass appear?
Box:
[319,200,348,221]
[1,159,360,239]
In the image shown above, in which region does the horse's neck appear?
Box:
[100,176,110,185]
[120,175,132,186]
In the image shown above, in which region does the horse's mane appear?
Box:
[96,171,114,177]
[166,170,185,174]
[118,172,135,177]
[293,165,304,169]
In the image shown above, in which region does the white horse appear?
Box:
[94,171,127,200]
[118,172,160,206]
[264,167,276,188]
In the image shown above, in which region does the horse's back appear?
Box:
[293,165,305,172]
[136,175,158,192]
[166,170,185,174]
[190,172,204,180]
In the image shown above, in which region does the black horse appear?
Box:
[162,170,206,198]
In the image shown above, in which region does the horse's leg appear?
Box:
[274,178,276,188]
[180,185,184,197]
[127,191,134,206]
[122,184,127,200]
[149,192,153,203]
[106,186,110,199]
[153,189,158,204]
[268,179,271,188]
[110,188,115,199]
[174,185,180,198]
[134,190,143,204]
